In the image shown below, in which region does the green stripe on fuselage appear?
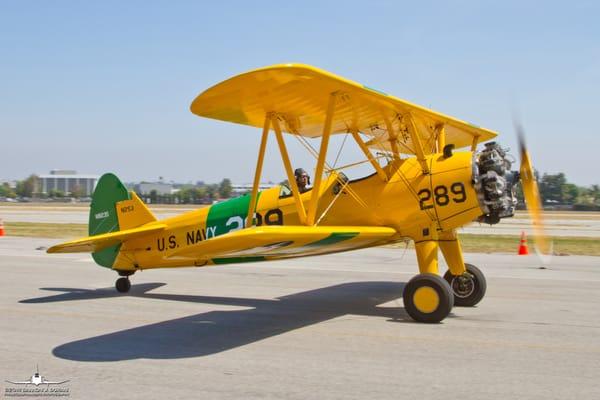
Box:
[206,193,261,264]
[205,192,261,238]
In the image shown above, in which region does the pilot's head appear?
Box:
[294,168,310,190]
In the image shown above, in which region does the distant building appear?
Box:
[38,170,100,196]
[0,179,17,189]
[231,183,277,196]
[134,182,174,195]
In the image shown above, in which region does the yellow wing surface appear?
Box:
[190,63,497,154]
[47,224,166,254]
[169,225,399,261]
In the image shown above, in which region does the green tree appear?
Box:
[191,187,206,203]
[0,183,16,198]
[575,187,594,205]
[162,193,174,204]
[15,175,39,197]
[206,184,218,202]
[48,189,65,198]
[178,188,193,204]
[514,181,524,205]
[561,183,579,205]
[70,185,86,198]
[188,187,204,203]
[539,173,567,203]
[149,190,158,204]
[218,178,233,198]
[590,185,600,205]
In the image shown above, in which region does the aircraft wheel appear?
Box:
[444,263,486,307]
[403,273,454,323]
[115,277,131,293]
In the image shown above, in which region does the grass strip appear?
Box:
[458,234,600,256]
[4,222,88,238]
[386,234,600,256]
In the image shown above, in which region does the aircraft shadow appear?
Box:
[22,281,408,361]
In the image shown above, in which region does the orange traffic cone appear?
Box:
[0,219,5,237]
[518,231,529,255]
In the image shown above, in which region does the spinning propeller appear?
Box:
[515,122,552,257]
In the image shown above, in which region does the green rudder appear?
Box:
[89,173,130,268]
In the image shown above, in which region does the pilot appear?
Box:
[294,168,311,193]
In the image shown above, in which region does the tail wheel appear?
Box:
[115,277,131,293]
[403,273,454,323]
[444,263,486,307]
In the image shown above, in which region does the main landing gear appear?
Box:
[115,271,134,293]
[402,264,487,323]
[407,230,487,322]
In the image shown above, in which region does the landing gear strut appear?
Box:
[444,263,486,307]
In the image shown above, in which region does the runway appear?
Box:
[1,236,599,399]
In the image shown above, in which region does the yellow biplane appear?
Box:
[48,64,547,323]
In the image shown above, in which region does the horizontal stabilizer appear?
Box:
[47,224,166,254]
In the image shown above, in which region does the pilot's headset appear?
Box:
[294,168,310,185]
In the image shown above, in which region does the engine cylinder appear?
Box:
[474,142,518,224]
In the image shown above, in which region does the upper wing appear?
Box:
[190,63,497,154]
[46,224,166,253]
[169,225,400,261]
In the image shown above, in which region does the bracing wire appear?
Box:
[332,132,349,169]
[292,134,383,222]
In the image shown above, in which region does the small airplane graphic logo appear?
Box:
[5,365,69,386]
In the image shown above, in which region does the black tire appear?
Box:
[403,273,454,323]
[444,263,486,307]
[115,277,131,293]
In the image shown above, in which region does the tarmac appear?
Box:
[1,236,599,399]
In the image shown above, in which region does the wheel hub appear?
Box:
[451,273,475,299]
[412,286,440,313]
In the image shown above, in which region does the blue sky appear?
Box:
[1,1,598,185]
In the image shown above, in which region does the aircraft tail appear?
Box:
[88,173,157,233]
[46,173,159,268]
[88,173,130,237]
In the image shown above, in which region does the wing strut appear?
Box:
[306,93,338,225]
[436,124,446,153]
[381,111,401,159]
[405,113,430,174]
[350,129,388,182]
[272,116,308,224]
[471,135,480,151]
[247,113,311,227]
[246,116,271,228]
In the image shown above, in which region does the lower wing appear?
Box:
[169,225,401,261]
